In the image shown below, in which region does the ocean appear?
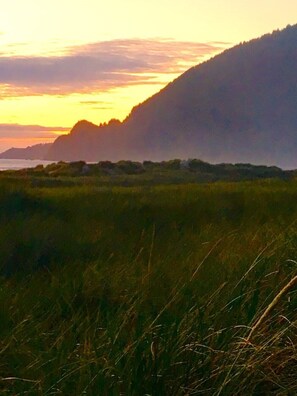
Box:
[0,159,54,171]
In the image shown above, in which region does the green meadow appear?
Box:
[0,171,296,395]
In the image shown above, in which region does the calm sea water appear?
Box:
[0,159,54,171]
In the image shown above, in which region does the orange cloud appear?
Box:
[0,124,69,138]
[0,123,69,152]
[0,39,227,98]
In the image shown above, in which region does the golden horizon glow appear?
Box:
[0,0,296,151]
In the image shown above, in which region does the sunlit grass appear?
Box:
[0,177,296,394]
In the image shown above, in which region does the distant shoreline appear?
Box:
[0,158,54,171]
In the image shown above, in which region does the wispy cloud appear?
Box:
[0,39,227,97]
[80,100,112,106]
[79,100,113,110]
[0,124,69,139]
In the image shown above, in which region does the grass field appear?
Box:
[0,174,296,395]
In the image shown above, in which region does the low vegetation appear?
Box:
[2,158,293,185]
[0,170,296,395]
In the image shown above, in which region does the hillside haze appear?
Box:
[0,143,52,160]
[3,25,297,168]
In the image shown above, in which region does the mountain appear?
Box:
[46,119,124,162]
[46,25,297,167]
[3,25,297,168]
[0,143,52,160]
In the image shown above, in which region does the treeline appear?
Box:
[3,158,293,181]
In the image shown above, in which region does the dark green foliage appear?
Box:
[116,160,144,174]
[2,159,293,184]
[0,176,296,394]
[161,159,181,170]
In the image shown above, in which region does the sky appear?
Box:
[0,0,296,151]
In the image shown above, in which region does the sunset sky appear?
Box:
[0,0,296,151]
